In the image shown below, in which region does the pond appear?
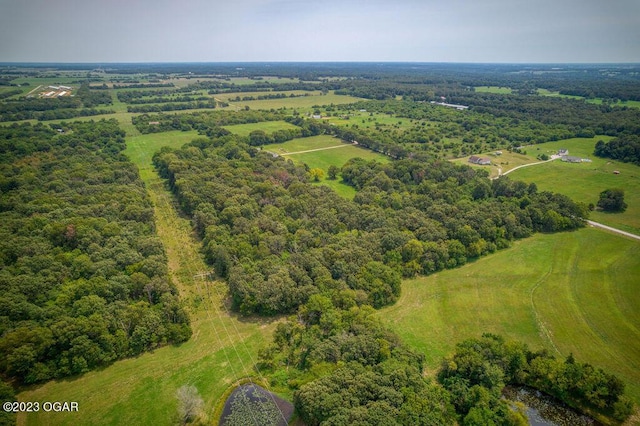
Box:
[503,386,601,426]
[219,383,294,426]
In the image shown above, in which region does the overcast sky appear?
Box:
[1,0,639,63]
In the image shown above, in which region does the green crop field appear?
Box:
[17,127,278,426]
[378,228,640,404]
[222,120,300,137]
[508,137,640,235]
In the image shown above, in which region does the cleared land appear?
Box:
[475,86,514,94]
[378,228,640,405]
[508,137,640,235]
[222,120,299,137]
[217,92,362,111]
[537,89,640,108]
[18,126,278,426]
[263,135,389,198]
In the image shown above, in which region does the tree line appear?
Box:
[594,135,640,165]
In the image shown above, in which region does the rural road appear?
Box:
[586,220,640,241]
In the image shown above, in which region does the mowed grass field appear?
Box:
[263,135,389,198]
[17,126,278,425]
[474,86,514,94]
[508,137,640,235]
[217,92,363,111]
[378,228,640,404]
[222,120,299,137]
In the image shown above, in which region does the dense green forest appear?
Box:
[0,120,191,385]
[153,134,585,315]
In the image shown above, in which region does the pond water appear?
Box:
[503,386,600,426]
[219,383,294,426]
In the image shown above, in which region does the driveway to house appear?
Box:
[499,155,561,177]
[586,220,640,241]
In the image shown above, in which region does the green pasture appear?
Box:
[328,111,415,131]
[262,134,345,153]
[508,137,640,235]
[379,228,640,404]
[536,89,640,108]
[18,125,277,426]
[536,88,585,100]
[213,90,320,102]
[210,76,304,86]
[291,144,388,170]
[263,134,389,167]
[125,130,200,179]
[218,92,363,111]
[451,150,536,178]
[263,135,388,199]
[475,86,513,94]
[222,120,299,137]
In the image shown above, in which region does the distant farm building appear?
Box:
[469,156,492,165]
[561,155,591,163]
[431,101,469,110]
[561,156,582,163]
[558,149,569,156]
[41,85,73,98]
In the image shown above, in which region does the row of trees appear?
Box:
[126,100,218,113]
[131,109,289,134]
[0,120,191,385]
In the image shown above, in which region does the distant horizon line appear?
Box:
[2,61,639,66]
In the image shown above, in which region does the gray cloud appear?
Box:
[1,0,638,62]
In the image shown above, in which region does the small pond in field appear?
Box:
[503,386,600,426]
[219,383,294,426]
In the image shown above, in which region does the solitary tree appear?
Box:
[327,165,339,180]
[176,385,204,425]
[309,168,325,182]
[597,188,627,212]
